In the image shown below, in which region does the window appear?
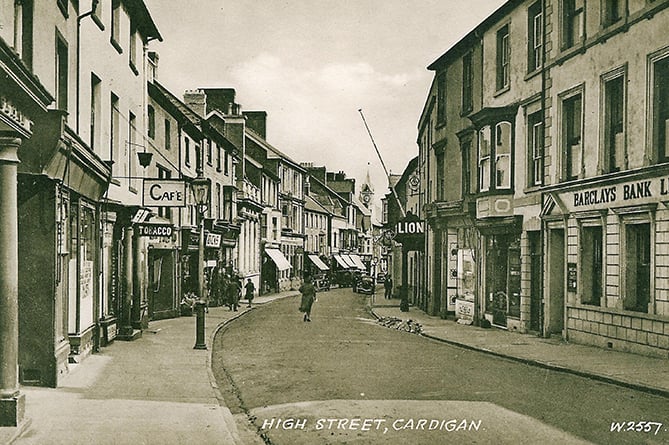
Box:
[602,0,623,27]
[147,105,155,139]
[128,112,136,185]
[207,139,213,165]
[460,138,472,195]
[563,0,584,49]
[224,152,229,175]
[436,71,447,124]
[653,55,669,163]
[90,74,101,150]
[495,122,511,188]
[216,183,221,219]
[478,121,513,192]
[496,25,510,91]
[216,144,221,171]
[528,111,544,186]
[436,151,445,201]
[164,119,171,150]
[624,223,650,313]
[528,1,543,72]
[562,93,582,181]
[56,35,68,111]
[478,126,491,192]
[14,0,34,69]
[462,52,473,114]
[129,24,138,72]
[111,0,121,52]
[157,166,172,219]
[57,0,68,18]
[603,74,625,172]
[110,93,120,174]
[581,225,603,306]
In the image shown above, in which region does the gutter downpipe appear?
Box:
[76,3,97,134]
[539,0,547,337]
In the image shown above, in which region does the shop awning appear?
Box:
[348,254,367,270]
[333,254,351,269]
[265,248,292,271]
[308,254,329,271]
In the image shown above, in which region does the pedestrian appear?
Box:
[299,275,317,322]
[227,276,239,311]
[384,275,393,299]
[245,278,255,308]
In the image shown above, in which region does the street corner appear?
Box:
[249,399,594,445]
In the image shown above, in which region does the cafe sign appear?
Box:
[560,177,669,212]
[143,179,187,207]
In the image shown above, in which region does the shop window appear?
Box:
[528,1,543,72]
[563,0,584,49]
[624,223,651,313]
[462,52,473,114]
[653,55,669,163]
[562,92,582,181]
[528,111,544,186]
[581,225,603,306]
[437,71,447,124]
[496,25,510,91]
[603,73,625,172]
[484,234,521,325]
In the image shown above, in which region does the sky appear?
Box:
[144,0,507,214]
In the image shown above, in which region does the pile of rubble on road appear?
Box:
[377,316,423,334]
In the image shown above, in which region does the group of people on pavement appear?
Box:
[209,267,256,311]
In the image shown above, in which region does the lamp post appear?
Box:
[191,175,210,350]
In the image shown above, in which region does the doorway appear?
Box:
[547,228,565,336]
[529,231,542,332]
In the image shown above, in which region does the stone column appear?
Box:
[0,136,24,426]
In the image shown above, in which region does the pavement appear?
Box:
[3,287,669,444]
[370,294,669,399]
[0,290,299,445]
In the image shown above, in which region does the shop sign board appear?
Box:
[456,298,475,325]
[567,262,577,292]
[143,179,187,207]
[137,224,173,237]
[560,177,669,212]
[206,232,222,248]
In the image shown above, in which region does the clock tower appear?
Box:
[359,167,374,209]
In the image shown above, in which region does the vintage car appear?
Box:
[355,274,375,295]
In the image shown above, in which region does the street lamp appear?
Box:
[191,175,210,350]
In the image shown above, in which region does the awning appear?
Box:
[265,248,292,271]
[340,254,359,269]
[333,255,351,269]
[308,254,329,271]
[348,254,367,270]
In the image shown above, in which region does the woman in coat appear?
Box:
[299,276,317,322]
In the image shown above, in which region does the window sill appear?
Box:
[110,37,123,54]
[524,69,542,82]
[91,14,105,31]
[493,85,510,98]
[129,60,139,76]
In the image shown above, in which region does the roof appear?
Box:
[149,81,202,138]
[245,129,306,172]
[397,156,419,187]
[427,0,517,71]
[126,0,162,42]
[305,195,331,215]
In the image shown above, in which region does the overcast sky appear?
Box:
[144,0,506,211]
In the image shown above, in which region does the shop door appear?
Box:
[529,232,542,332]
[148,250,175,319]
[547,228,565,336]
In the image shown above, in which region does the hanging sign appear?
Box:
[136,224,173,237]
[206,232,222,248]
[143,179,187,207]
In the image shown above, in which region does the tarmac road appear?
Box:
[212,287,669,445]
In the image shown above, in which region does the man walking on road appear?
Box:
[299,276,317,322]
[384,275,393,299]
[245,278,255,308]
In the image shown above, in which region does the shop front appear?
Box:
[17,112,111,386]
[262,245,292,293]
[541,170,669,356]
